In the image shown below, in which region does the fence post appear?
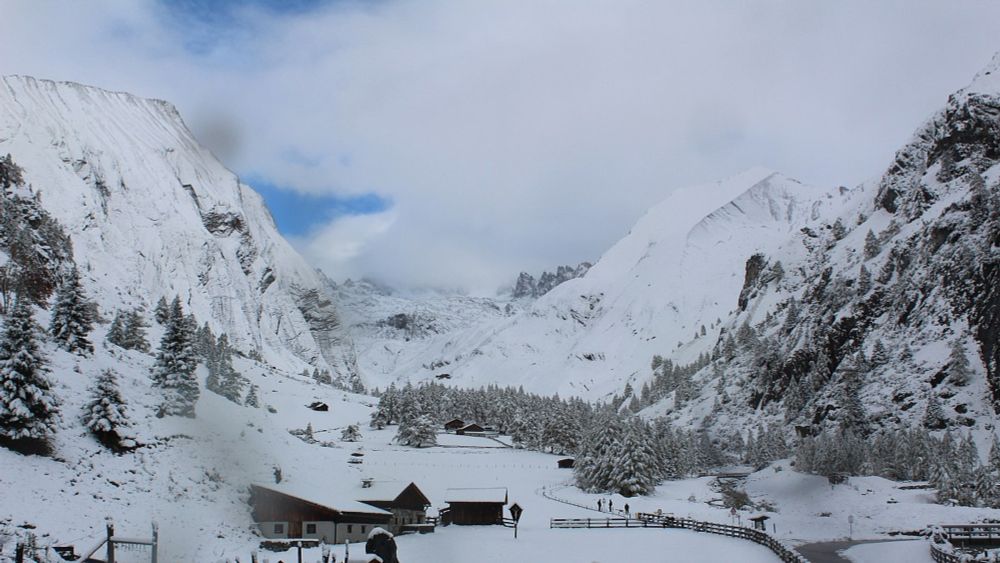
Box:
[151,522,158,563]
[107,523,115,563]
[14,543,23,563]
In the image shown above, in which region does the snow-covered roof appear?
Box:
[252,482,392,515]
[367,527,393,540]
[356,481,411,501]
[444,487,508,504]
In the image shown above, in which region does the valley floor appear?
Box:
[1,350,996,562]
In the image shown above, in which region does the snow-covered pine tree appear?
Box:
[369,409,387,429]
[244,384,260,408]
[831,218,847,240]
[610,419,660,497]
[948,339,971,386]
[923,392,947,430]
[154,296,169,325]
[395,414,437,447]
[106,311,127,348]
[857,265,872,296]
[122,310,149,352]
[341,424,362,442]
[839,365,868,434]
[49,266,93,355]
[151,296,200,417]
[82,369,133,451]
[0,299,60,453]
[863,229,880,260]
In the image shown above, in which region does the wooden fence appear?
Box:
[549,515,807,563]
[928,524,1000,562]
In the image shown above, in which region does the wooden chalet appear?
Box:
[443,418,466,433]
[557,458,575,469]
[357,481,432,534]
[443,488,508,525]
[250,483,391,544]
[455,423,484,436]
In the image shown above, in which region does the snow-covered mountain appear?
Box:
[372,168,828,398]
[645,53,1000,441]
[0,76,358,383]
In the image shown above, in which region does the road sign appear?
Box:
[510,503,524,522]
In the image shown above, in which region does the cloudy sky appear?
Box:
[2,1,999,293]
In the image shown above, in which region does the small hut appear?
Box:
[455,423,484,436]
[749,514,770,531]
[443,418,466,433]
[443,488,508,525]
[557,458,575,469]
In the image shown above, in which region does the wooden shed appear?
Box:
[557,458,575,469]
[249,483,391,544]
[443,488,508,525]
[455,423,484,436]
[357,481,432,534]
[443,418,466,433]
[749,514,770,531]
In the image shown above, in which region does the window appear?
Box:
[361,526,367,533]
[347,525,353,533]
[306,524,317,534]
[274,523,284,534]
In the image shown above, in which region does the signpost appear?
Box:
[509,503,524,539]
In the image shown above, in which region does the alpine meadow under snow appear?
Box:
[5,30,1000,563]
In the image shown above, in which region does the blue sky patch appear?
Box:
[248,177,390,237]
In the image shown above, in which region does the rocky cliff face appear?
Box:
[0,75,358,382]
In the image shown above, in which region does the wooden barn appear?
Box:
[443,418,466,433]
[357,481,432,534]
[455,423,484,436]
[443,488,508,525]
[249,483,391,544]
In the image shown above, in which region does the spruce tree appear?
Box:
[49,266,93,355]
[82,369,132,450]
[923,392,947,430]
[857,265,872,296]
[123,310,149,352]
[0,300,60,452]
[154,296,169,325]
[244,384,260,408]
[863,229,880,260]
[948,339,971,386]
[341,424,362,442]
[106,311,127,348]
[395,414,437,447]
[151,297,200,417]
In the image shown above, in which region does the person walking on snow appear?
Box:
[608,499,613,513]
[597,499,603,511]
[624,503,630,518]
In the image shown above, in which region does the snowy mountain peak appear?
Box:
[361,168,826,398]
[0,75,358,382]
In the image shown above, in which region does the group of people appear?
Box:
[596,498,630,518]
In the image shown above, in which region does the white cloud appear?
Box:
[3,0,1000,290]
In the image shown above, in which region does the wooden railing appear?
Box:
[929,542,963,563]
[928,524,1000,562]
[549,515,807,563]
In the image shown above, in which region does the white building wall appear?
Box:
[302,521,337,543]
[257,521,289,539]
[336,522,376,543]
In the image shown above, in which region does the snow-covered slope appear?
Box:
[0,76,356,380]
[329,279,513,384]
[377,169,827,398]
[649,52,1000,441]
